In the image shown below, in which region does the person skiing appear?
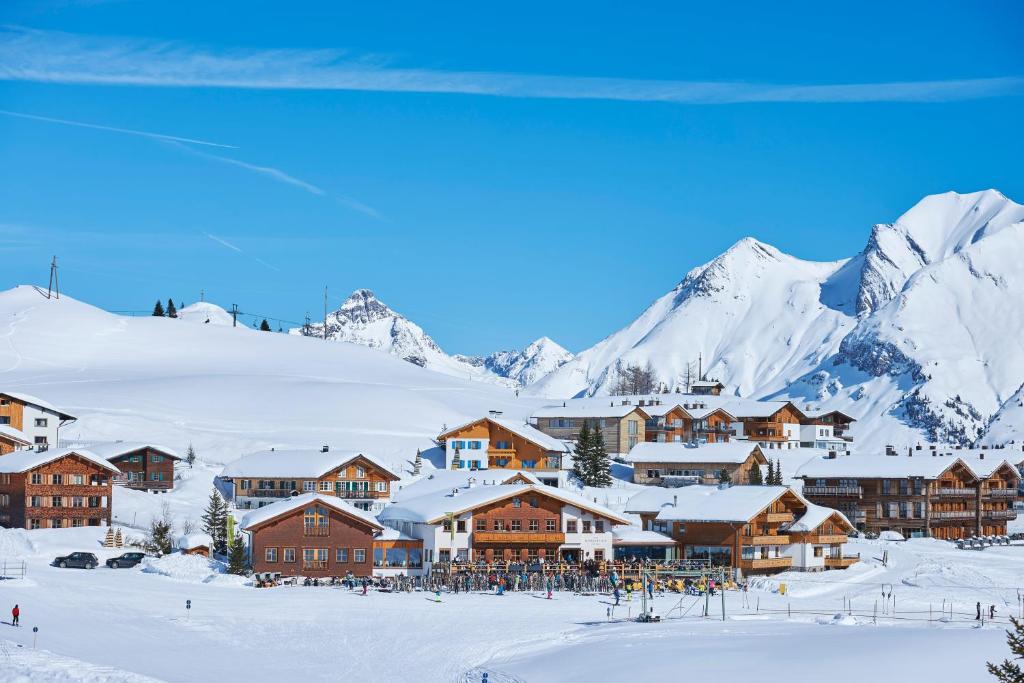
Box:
[613,586,621,606]
[976,602,982,621]
[361,577,368,596]
[546,574,554,599]
[990,604,996,620]
[647,578,654,600]
[11,604,19,627]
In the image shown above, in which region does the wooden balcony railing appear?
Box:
[805,533,850,545]
[937,487,975,497]
[983,509,1018,520]
[824,554,860,569]
[302,560,328,570]
[764,512,795,523]
[741,534,789,546]
[986,489,1018,499]
[473,532,565,544]
[739,557,792,570]
[303,525,330,537]
[802,486,862,497]
[932,510,975,520]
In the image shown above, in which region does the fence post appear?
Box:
[873,600,877,625]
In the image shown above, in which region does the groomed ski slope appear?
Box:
[0,527,1019,682]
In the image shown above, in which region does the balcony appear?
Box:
[983,509,1018,520]
[302,560,328,570]
[937,487,975,497]
[742,422,789,442]
[764,512,795,523]
[824,554,860,569]
[473,532,565,544]
[932,510,975,520]
[337,490,375,500]
[987,489,1018,499]
[251,489,293,498]
[741,534,789,545]
[303,525,330,537]
[739,557,793,571]
[802,486,863,497]
[806,534,850,545]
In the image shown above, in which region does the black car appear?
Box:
[106,552,147,569]
[52,552,99,569]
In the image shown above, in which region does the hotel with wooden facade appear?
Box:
[436,415,570,486]
[0,448,117,529]
[626,441,768,486]
[796,447,1020,539]
[84,442,181,492]
[531,403,650,455]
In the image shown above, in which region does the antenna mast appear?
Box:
[47,256,59,299]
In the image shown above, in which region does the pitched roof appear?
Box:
[0,425,32,445]
[611,526,677,546]
[379,483,630,525]
[0,447,120,474]
[220,449,400,480]
[391,469,541,503]
[787,502,854,533]
[176,533,213,550]
[624,484,799,524]
[239,492,384,532]
[0,391,76,421]
[691,380,725,388]
[531,403,651,420]
[801,409,857,422]
[82,441,182,461]
[438,417,569,453]
[796,454,976,480]
[625,441,764,465]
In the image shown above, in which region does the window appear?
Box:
[30,473,42,485]
[35,418,48,428]
[881,479,892,495]
[594,549,604,561]
[88,496,101,508]
[29,496,41,507]
[283,548,296,563]
[442,519,452,533]
[52,496,63,507]
[468,441,481,450]
[566,520,578,533]
[493,519,504,531]
[319,481,332,492]
[51,518,62,528]
[0,416,8,425]
[240,479,252,490]
[72,496,84,508]
[356,467,365,479]
[150,472,163,481]
[304,506,329,534]
[456,520,467,533]
[72,518,83,528]
[813,546,824,557]
[29,519,41,529]
[528,519,539,531]
[529,497,539,508]
[354,548,366,563]
[265,547,278,562]
[35,436,48,445]
[522,460,537,469]
[0,494,7,507]
[512,497,522,508]
[302,548,328,569]
[510,520,522,531]
[70,474,84,485]
[376,481,386,492]
[475,518,486,531]
[595,521,605,533]
[303,481,315,492]
[336,548,348,563]
[51,474,63,485]
[582,520,592,533]
[130,455,142,463]
[546,519,556,532]
[151,454,164,463]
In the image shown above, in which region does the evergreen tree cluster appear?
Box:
[152,298,183,318]
[571,422,613,487]
[147,505,174,555]
[201,488,230,554]
[227,531,248,575]
[763,459,784,485]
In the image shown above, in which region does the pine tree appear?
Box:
[152,300,165,316]
[166,299,178,318]
[451,445,462,470]
[765,459,776,486]
[413,448,422,476]
[988,617,1024,682]
[748,462,764,485]
[259,319,272,331]
[201,488,228,554]
[227,531,248,575]
[185,443,196,468]
[572,422,592,484]
[589,426,612,487]
[149,517,173,554]
[774,459,784,485]
[718,468,732,485]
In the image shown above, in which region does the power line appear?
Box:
[47,256,59,299]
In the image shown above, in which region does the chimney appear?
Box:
[932,451,937,457]
[488,410,503,418]
[979,453,985,460]
[915,444,923,451]
[929,445,937,451]
[673,495,678,507]
[321,444,330,453]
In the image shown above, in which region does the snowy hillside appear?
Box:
[530,190,1024,451]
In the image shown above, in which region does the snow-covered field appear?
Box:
[1,529,1020,682]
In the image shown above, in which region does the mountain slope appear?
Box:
[530,189,1024,451]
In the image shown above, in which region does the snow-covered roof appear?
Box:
[611,526,677,546]
[0,391,76,420]
[240,492,384,531]
[624,484,799,523]
[959,456,1020,480]
[375,527,420,542]
[691,380,725,389]
[438,417,569,453]
[0,424,31,445]
[82,441,182,461]
[625,441,763,464]
[787,502,854,533]
[801,409,856,422]
[392,469,541,503]
[0,447,120,474]
[531,403,651,420]
[796,454,974,480]
[220,449,400,480]
[176,533,213,550]
[379,484,630,525]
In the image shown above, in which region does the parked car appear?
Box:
[52,552,99,569]
[106,552,147,569]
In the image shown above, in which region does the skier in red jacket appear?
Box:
[11,604,19,627]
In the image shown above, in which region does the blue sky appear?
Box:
[1,2,1022,354]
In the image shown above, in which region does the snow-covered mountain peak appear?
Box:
[336,288,398,324]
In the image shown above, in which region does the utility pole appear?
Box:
[200,289,205,303]
[698,353,703,381]
[231,304,239,328]
[47,256,59,299]
[323,286,328,341]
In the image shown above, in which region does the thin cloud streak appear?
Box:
[2,26,1023,104]
[204,232,280,272]
[0,108,236,148]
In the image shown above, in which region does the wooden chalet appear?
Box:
[626,441,767,486]
[0,391,76,451]
[437,415,569,485]
[643,403,735,444]
[0,447,117,529]
[0,425,32,455]
[531,403,650,455]
[84,442,180,492]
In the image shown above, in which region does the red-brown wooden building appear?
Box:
[86,442,181,492]
[0,448,118,529]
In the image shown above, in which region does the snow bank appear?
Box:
[140,553,246,586]
[0,527,36,559]
[0,640,165,682]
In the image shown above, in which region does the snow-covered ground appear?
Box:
[1,527,1020,682]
